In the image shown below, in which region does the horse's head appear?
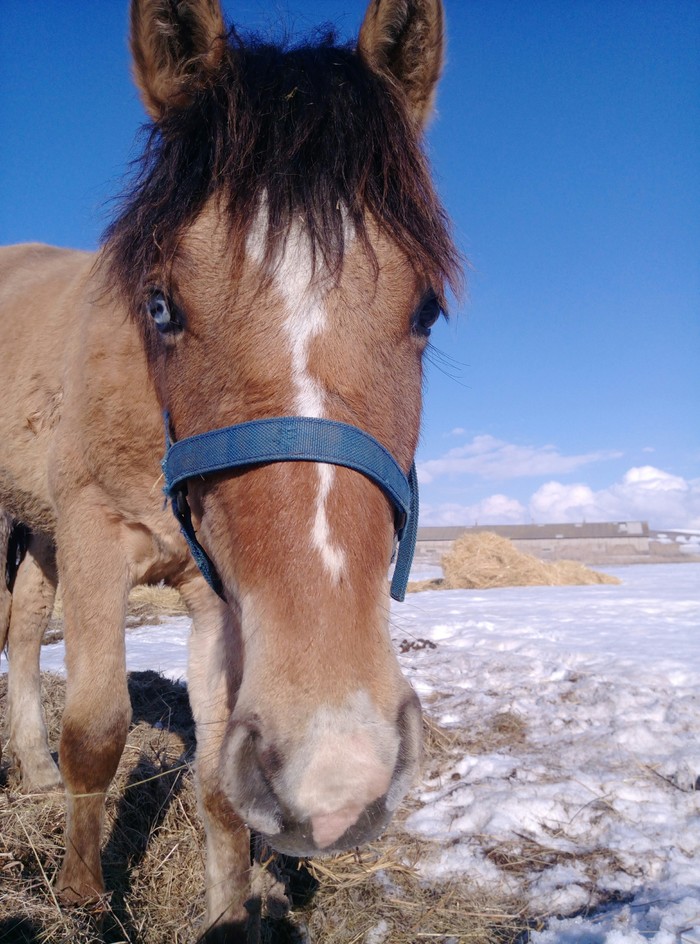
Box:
[106,0,460,855]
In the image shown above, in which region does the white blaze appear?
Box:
[247,213,346,580]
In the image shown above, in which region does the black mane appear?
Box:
[103,28,461,314]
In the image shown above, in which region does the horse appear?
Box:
[0,0,460,938]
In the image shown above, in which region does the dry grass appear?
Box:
[124,586,188,626]
[1,672,200,943]
[0,672,530,944]
[3,546,615,938]
[421,711,528,773]
[408,532,620,593]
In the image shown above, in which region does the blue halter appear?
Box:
[161,414,418,602]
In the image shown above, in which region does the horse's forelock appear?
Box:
[101,28,462,326]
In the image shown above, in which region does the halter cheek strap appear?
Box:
[162,414,419,602]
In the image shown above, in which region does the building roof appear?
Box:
[417,522,649,542]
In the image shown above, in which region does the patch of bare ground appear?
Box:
[1,673,530,943]
[483,834,628,883]
[408,532,621,592]
[421,711,528,771]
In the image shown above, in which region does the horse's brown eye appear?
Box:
[413,290,442,338]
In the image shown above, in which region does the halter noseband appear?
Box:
[161,414,418,602]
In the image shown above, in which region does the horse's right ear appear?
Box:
[130,0,226,120]
[358,0,445,129]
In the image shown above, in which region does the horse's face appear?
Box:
[117,0,457,855]
[162,209,428,851]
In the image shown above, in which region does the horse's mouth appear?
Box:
[255,795,392,858]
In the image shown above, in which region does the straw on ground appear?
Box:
[408,531,620,592]
[0,672,532,944]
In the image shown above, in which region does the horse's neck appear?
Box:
[49,270,186,574]
[63,286,165,505]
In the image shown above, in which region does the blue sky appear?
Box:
[1,1,698,529]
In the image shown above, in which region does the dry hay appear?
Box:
[408,532,620,592]
[123,585,188,626]
[1,671,200,944]
[0,672,529,944]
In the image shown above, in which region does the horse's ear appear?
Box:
[130,0,226,119]
[358,0,445,128]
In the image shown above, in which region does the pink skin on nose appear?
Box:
[311,803,367,848]
[296,732,394,849]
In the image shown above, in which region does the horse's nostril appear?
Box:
[386,693,423,812]
[222,723,284,838]
[222,690,423,857]
[259,743,285,780]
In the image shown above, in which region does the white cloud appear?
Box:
[420,466,700,530]
[420,495,526,527]
[528,481,596,521]
[447,427,466,437]
[417,435,621,484]
[529,466,700,529]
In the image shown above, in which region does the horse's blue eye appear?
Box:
[147,291,179,332]
[413,291,442,338]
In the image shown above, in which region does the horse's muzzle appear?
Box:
[220,693,422,856]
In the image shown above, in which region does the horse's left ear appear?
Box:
[358,0,445,128]
[130,0,227,120]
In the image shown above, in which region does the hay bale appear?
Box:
[411,532,620,591]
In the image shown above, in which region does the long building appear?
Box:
[416,521,700,565]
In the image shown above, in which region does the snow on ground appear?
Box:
[2,562,699,942]
[395,564,700,942]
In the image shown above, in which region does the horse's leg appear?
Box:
[0,511,11,772]
[0,511,11,651]
[180,578,252,942]
[54,517,131,902]
[6,530,61,790]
